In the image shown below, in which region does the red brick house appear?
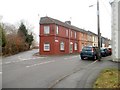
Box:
[39,17,88,55]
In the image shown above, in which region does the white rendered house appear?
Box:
[110,0,120,62]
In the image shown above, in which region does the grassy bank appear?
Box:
[93,68,120,88]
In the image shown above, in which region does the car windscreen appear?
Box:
[82,47,92,51]
[100,49,104,51]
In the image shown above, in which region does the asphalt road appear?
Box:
[1,49,119,88]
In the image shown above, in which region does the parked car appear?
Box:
[107,48,112,55]
[100,48,109,57]
[80,46,100,60]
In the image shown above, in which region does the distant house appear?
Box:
[87,31,98,47]
[101,37,110,47]
[39,16,110,55]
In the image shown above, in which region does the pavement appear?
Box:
[53,56,119,88]
[1,49,119,89]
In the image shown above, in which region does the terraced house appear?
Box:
[39,17,110,55]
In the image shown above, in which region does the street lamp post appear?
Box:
[97,0,101,61]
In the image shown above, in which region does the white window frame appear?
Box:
[75,32,76,38]
[66,29,68,37]
[56,25,59,35]
[44,26,50,34]
[44,43,50,51]
[74,43,77,50]
[60,41,65,50]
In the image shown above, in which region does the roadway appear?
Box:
[1,49,119,88]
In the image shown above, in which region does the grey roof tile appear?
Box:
[40,16,87,33]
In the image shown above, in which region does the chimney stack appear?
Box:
[65,21,71,25]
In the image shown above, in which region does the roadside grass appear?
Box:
[93,68,120,88]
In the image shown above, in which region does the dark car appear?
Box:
[100,48,109,57]
[107,48,112,55]
[80,46,99,60]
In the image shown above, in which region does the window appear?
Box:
[88,35,90,41]
[75,32,76,38]
[66,29,68,37]
[44,26,50,34]
[71,31,72,37]
[44,43,50,51]
[81,34,84,40]
[56,25,59,34]
[74,43,77,50]
[60,42,64,50]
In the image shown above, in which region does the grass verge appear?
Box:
[93,68,120,88]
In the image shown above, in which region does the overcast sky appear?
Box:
[0,0,111,42]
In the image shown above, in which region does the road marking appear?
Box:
[64,58,69,60]
[85,60,98,67]
[18,56,46,61]
[26,60,55,68]
[4,61,11,64]
[48,60,98,88]
[64,55,79,60]
[3,57,46,64]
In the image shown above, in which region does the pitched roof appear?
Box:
[40,16,87,33]
[87,30,98,36]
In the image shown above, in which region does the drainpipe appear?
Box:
[69,29,70,54]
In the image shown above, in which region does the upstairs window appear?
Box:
[75,32,77,38]
[44,26,50,34]
[44,43,50,51]
[56,25,59,35]
[60,41,65,50]
[66,29,68,37]
[81,34,84,40]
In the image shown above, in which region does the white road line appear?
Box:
[64,56,79,60]
[3,57,46,64]
[26,60,55,68]
[4,61,11,64]
[18,56,45,61]
[64,58,69,60]
[85,60,98,68]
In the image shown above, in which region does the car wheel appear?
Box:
[81,57,84,60]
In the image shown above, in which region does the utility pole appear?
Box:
[97,0,101,61]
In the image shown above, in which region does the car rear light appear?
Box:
[91,48,94,52]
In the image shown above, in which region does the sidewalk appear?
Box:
[53,56,119,88]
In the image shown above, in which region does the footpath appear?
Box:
[53,56,119,88]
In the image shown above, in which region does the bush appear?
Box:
[1,22,34,56]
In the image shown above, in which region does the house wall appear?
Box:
[118,1,120,60]
[111,0,120,62]
[40,24,81,55]
[39,17,110,55]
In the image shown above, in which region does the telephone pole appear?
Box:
[97,0,101,61]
